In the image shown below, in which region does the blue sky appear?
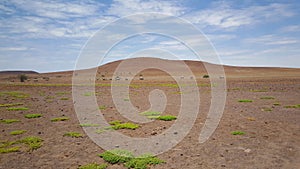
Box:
[0,0,299,73]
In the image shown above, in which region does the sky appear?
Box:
[0,0,299,73]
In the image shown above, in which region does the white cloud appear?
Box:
[183,3,295,30]
[244,34,299,45]
[0,47,30,51]
[107,0,185,17]
[280,25,300,32]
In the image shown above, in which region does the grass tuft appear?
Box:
[0,103,23,107]
[110,121,139,130]
[284,104,300,108]
[51,117,69,122]
[99,149,134,164]
[157,115,177,121]
[231,131,245,135]
[80,123,100,127]
[24,113,42,119]
[64,132,83,138]
[19,136,43,151]
[0,119,20,124]
[260,96,275,99]
[125,154,165,169]
[10,130,27,135]
[99,150,164,169]
[79,163,108,169]
[6,107,29,111]
[0,147,20,153]
[261,108,272,112]
[99,105,107,110]
[140,111,161,119]
[238,99,253,103]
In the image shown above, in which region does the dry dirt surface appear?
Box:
[0,58,299,169]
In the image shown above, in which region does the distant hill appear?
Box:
[0,71,39,75]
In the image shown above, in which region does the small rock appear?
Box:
[151,131,157,135]
[244,149,251,153]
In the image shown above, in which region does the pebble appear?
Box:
[244,149,251,153]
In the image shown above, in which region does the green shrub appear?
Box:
[79,163,108,169]
[0,119,20,124]
[157,115,177,121]
[238,99,253,103]
[64,132,83,138]
[6,107,29,111]
[231,131,245,135]
[51,117,69,122]
[19,74,28,82]
[24,113,42,119]
[10,130,27,135]
[273,102,281,106]
[203,74,209,78]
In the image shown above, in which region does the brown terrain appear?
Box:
[0,57,299,169]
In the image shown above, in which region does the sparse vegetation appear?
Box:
[6,107,29,111]
[64,132,83,138]
[238,99,253,103]
[79,163,108,169]
[157,115,177,121]
[98,149,164,169]
[24,113,42,119]
[261,107,272,112]
[10,130,27,135]
[0,91,29,98]
[284,104,300,108]
[60,97,69,100]
[0,146,20,153]
[260,96,275,99]
[273,102,281,106]
[51,117,69,122]
[99,105,107,110]
[140,111,161,119]
[125,154,165,169]
[250,89,268,92]
[19,136,43,151]
[84,92,94,96]
[0,119,20,124]
[0,103,23,107]
[231,131,245,135]
[80,123,100,127]
[99,149,134,164]
[109,121,139,130]
[55,92,70,95]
